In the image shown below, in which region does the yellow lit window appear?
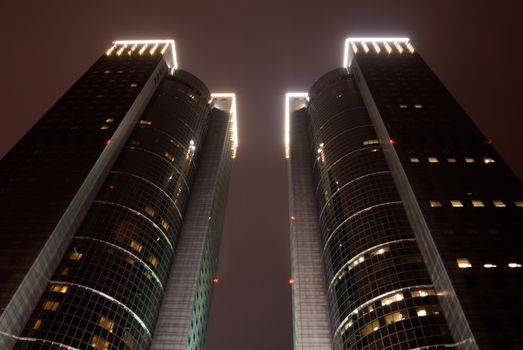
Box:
[508,263,522,268]
[399,104,408,109]
[427,157,439,163]
[122,331,135,347]
[363,139,379,145]
[411,289,435,298]
[493,200,506,207]
[130,83,139,88]
[69,250,83,260]
[33,319,42,330]
[457,258,472,268]
[91,335,110,350]
[446,157,457,163]
[416,308,428,317]
[160,219,170,231]
[130,240,143,253]
[450,200,463,207]
[104,70,111,74]
[61,267,70,275]
[385,312,405,324]
[125,257,135,265]
[164,152,175,162]
[49,284,68,293]
[464,157,475,163]
[360,321,380,336]
[144,271,152,280]
[144,206,156,217]
[483,263,497,268]
[100,125,110,130]
[381,293,404,306]
[370,246,390,257]
[414,104,423,108]
[429,200,442,207]
[514,201,523,207]
[42,300,60,311]
[471,200,485,207]
[139,120,152,126]
[410,157,420,163]
[149,255,159,268]
[105,118,114,123]
[483,157,495,164]
[99,316,115,332]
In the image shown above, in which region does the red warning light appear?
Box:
[212,277,220,284]
[389,139,397,145]
[289,279,295,285]
[104,139,111,145]
[290,216,296,221]
[486,139,493,145]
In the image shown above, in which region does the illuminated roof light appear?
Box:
[395,42,404,53]
[406,42,415,53]
[114,40,178,69]
[372,42,381,54]
[351,43,358,53]
[343,37,410,67]
[384,42,392,54]
[161,43,169,54]
[284,92,309,159]
[508,263,522,268]
[362,42,369,53]
[106,45,116,56]
[139,44,148,55]
[483,264,497,268]
[149,43,159,55]
[116,45,127,56]
[210,93,238,158]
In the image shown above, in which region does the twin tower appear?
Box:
[0,38,522,350]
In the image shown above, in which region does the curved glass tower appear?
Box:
[0,40,236,350]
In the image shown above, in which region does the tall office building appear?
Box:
[0,39,237,350]
[286,37,523,350]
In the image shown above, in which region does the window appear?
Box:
[399,104,408,109]
[410,157,420,163]
[457,258,472,268]
[483,157,495,164]
[99,316,115,332]
[33,319,42,330]
[61,267,70,275]
[144,207,156,217]
[360,321,380,336]
[130,240,143,253]
[514,201,523,207]
[411,289,435,298]
[91,336,110,350]
[164,152,175,162]
[416,308,428,317]
[105,118,114,123]
[483,263,497,268]
[49,284,68,293]
[370,246,390,257]
[160,219,170,231]
[414,104,423,108]
[69,249,83,260]
[471,200,485,207]
[451,200,463,207]
[149,255,159,268]
[43,301,60,311]
[125,257,135,265]
[381,293,404,306]
[508,263,522,268]
[363,139,379,145]
[130,83,139,87]
[139,120,152,125]
[429,200,442,207]
[464,157,475,163]
[385,312,405,324]
[446,157,457,163]
[144,271,153,280]
[428,157,439,163]
[100,125,110,130]
[493,200,506,207]
[122,331,135,347]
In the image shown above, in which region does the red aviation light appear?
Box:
[389,139,398,145]
[212,277,220,284]
[104,139,111,145]
[486,139,493,145]
[289,279,295,285]
[290,216,296,221]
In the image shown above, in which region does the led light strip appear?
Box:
[211,93,238,158]
[110,39,178,70]
[285,92,309,159]
[343,37,411,68]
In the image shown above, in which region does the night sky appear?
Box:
[1,1,522,349]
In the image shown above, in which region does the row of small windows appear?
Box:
[456,258,521,269]
[429,199,523,208]
[399,103,423,109]
[410,156,495,164]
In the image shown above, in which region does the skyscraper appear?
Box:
[0,39,237,350]
[287,37,523,350]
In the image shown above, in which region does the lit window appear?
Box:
[514,201,523,207]
[91,335,110,350]
[411,289,435,298]
[164,152,175,162]
[381,293,404,306]
[144,271,153,280]
[483,157,495,164]
[450,200,463,207]
[130,83,139,88]
[447,157,457,163]
[363,139,379,145]
[49,284,68,293]
[370,246,390,256]
[414,104,423,108]
[464,157,475,163]
[428,157,439,163]
[144,206,156,217]
[33,319,42,330]
[508,263,522,268]
[410,157,420,163]
[139,120,152,125]
[416,308,427,317]
[105,118,114,123]
[69,249,83,261]
[149,255,159,268]
[493,200,506,207]
[125,257,135,265]
[160,219,170,231]
[99,316,115,332]
[360,321,380,336]
[385,312,405,324]
[471,200,485,207]
[100,125,110,130]
[457,258,472,268]
[122,331,135,347]
[130,240,143,253]
[483,264,497,268]
[104,70,111,74]
[429,200,442,207]
[399,104,408,108]
[42,301,60,311]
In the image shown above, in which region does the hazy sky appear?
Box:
[1,1,521,349]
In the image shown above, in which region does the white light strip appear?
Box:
[211,93,238,158]
[285,92,309,159]
[343,37,411,68]
[112,39,178,70]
